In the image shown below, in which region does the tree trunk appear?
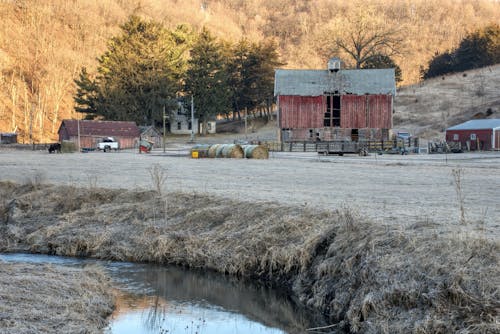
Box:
[202,114,208,136]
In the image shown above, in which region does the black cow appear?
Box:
[48,143,61,153]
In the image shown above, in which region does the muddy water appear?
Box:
[0,253,327,334]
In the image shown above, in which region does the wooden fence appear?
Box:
[259,138,416,154]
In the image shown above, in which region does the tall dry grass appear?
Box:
[0,180,498,332]
[0,261,114,333]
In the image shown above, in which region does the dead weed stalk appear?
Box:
[149,163,168,224]
[451,168,466,225]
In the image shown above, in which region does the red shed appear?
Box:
[446,119,500,151]
[58,119,140,150]
[274,58,396,141]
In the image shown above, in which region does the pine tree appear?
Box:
[74,16,189,126]
[251,40,283,115]
[423,24,499,79]
[362,54,402,84]
[227,39,282,119]
[73,67,100,119]
[185,28,232,135]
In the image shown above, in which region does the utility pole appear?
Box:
[77,118,81,152]
[30,104,34,150]
[190,95,195,142]
[244,107,248,139]
[163,105,166,153]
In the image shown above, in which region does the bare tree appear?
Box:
[321,5,404,69]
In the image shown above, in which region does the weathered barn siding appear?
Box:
[367,95,392,129]
[279,96,324,129]
[275,62,396,142]
[341,95,392,129]
[341,95,366,128]
[446,119,500,151]
[446,129,493,150]
[280,94,392,130]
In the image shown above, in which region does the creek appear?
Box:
[0,253,327,334]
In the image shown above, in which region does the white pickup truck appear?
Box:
[97,137,119,152]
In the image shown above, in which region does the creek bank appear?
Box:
[0,260,114,334]
[0,181,498,333]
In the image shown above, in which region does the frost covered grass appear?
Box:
[0,260,114,334]
[0,181,498,333]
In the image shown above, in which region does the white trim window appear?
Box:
[470,133,477,140]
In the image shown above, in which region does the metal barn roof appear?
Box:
[59,120,140,137]
[446,119,500,131]
[274,68,396,97]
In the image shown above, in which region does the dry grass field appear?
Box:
[0,149,499,332]
[0,261,114,334]
[394,64,500,139]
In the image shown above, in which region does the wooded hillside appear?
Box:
[0,0,499,142]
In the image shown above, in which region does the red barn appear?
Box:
[274,58,396,141]
[446,119,500,151]
[58,120,140,150]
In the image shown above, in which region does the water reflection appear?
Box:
[0,253,327,334]
[108,264,326,334]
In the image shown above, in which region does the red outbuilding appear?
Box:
[274,57,396,142]
[58,119,140,150]
[446,119,500,151]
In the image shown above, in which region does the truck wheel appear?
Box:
[104,145,110,152]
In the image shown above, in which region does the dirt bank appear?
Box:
[1,181,498,333]
[0,260,114,334]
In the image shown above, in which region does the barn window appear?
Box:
[332,95,341,126]
[453,134,459,140]
[324,95,341,127]
[324,96,331,126]
[470,133,476,140]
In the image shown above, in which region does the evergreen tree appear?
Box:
[251,40,283,115]
[362,54,402,84]
[423,24,499,79]
[227,39,282,119]
[73,67,100,119]
[185,28,232,135]
[455,24,500,71]
[74,16,188,126]
[422,51,456,79]
[226,38,253,120]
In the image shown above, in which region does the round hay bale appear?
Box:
[208,144,221,158]
[215,144,226,158]
[220,144,244,158]
[242,145,269,159]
